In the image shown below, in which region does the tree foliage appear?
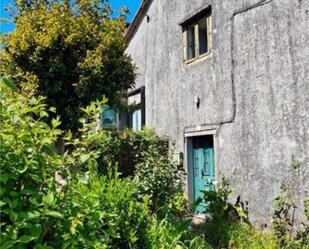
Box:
[1,0,136,132]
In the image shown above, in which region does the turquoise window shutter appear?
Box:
[101,108,118,129]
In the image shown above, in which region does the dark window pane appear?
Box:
[187,26,195,60]
[198,18,208,55]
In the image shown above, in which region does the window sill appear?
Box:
[184,51,212,67]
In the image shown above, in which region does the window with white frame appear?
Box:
[182,7,211,64]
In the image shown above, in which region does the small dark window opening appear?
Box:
[187,26,195,60]
[198,17,208,55]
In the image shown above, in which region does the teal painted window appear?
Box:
[101,108,118,129]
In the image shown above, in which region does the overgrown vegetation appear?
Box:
[0,82,208,248]
[199,178,279,249]
[271,163,309,249]
[197,175,308,249]
[0,81,308,248]
[88,128,169,177]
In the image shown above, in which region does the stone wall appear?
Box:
[126,0,309,224]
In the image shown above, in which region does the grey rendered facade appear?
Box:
[125,0,309,224]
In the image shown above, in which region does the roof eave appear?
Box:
[125,0,153,42]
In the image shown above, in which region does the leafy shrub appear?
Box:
[134,142,185,213]
[271,194,309,249]
[272,184,297,247]
[271,164,309,249]
[0,83,201,248]
[57,171,207,249]
[149,218,211,249]
[0,81,66,248]
[85,126,184,213]
[294,200,309,248]
[199,176,280,249]
[201,176,249,223]
[57,173,152,248]
[92,128,169,177]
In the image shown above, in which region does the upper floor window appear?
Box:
[182,7,212,64]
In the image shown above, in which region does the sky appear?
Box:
[0,0,142,33]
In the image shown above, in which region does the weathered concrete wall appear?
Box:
[126,0,309,224]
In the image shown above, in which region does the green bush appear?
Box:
[272,188,309,249]
[0,81,66,248]
[271,164,309,249]
[201,176,249,223]
[200,176,280,249]
[57,173,151,248]
[0,83,202,248]
[134,142,184,213]
[83,126,184,213]
[148,218,211,249]
[91,128,169,177]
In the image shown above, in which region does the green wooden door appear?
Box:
[193,146,215,213]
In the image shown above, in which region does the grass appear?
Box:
[202,220,280,249]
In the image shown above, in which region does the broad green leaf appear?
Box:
[34,245,54,249]
[16,165,29,174]
[49,107,56,113]
[44,211,63,219]
[39,111,49,118]
[19,235,35,244]
[1,240,15,249]
[0,200,6,207]
[175,245,183,249]
[80,154,90,163]
[79,118,86,124]
[65,130,72,141]
[0,174,8,183]
[24,211,40,220]
[30,224,42,239]
[43,192,55,206]
[51,118,61,128]
[1,78,17,90]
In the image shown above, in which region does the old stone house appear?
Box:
[121,0,309,223]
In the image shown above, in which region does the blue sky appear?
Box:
[0,0,142,33]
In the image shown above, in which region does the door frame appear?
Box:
[184,125,219,204]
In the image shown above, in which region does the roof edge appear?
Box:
[125,0,152,42]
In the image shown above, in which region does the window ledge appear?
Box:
[184,51,212,67]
